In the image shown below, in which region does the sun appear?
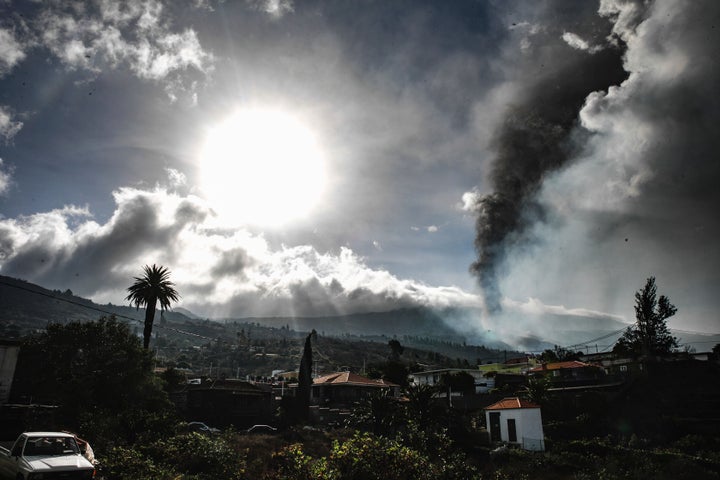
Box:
[198,108,327,227]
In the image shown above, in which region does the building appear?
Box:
[311,372,399,407]
[182,378,273,428]
[408,368,493,393]
[527,360,606,388]
[0,340,20,406]
[485,397,545,451]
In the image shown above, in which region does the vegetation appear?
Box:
[126,264,180,349]
[296,331,315,422]
[10,316,173,439]
[615,277,678,356]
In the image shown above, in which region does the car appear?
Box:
[0,432,96,480]
[246,424,277,434]
[186,421,221,434]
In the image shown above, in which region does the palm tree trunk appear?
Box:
[143,297,157,349]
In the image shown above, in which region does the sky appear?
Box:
[0,0,718,344]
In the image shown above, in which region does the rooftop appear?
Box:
[528,360,596,372]
[485,397,540,410]
[313,371,398,387]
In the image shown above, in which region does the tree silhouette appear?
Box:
[126,264,180,349]
[296,330,315,421]
[614,277,678,357]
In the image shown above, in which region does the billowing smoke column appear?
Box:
[472,44,628,313]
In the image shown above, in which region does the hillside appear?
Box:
[2,274,716,357]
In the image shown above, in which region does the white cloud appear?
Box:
[427,225,438,233]
[0,106,23,143]
[459,189,480,212]
[165,167,187,188]
[0,27,26,76]
[561,31,603,53]
[0,185,483,317]
[249,0,294,19]
[502,296,625,322]
[24,0,214,100]
[0,158,12,195]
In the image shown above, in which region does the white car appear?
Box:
[0,432,96,480]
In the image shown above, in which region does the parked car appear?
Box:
[246,424,277,434]
[186,421,221,434]
[0,432,96,480]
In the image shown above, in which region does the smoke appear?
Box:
[471,5,631,313]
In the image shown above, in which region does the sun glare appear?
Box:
[199,108,327,227]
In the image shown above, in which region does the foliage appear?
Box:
[297,331,314,422]
[382,360,409,386]
[270,432,480,480]
[485,438,720,480]
[388,339,404,361]
[12,316,173,435]
[346,390,405,436]
[525,375,550,406]
[126,264,180,349]
[615,277,678,356]
[540,345,581,362]
[98,446,175,480]
[99,432,247,480]
[439,371,475,395]
[147,432,246,479]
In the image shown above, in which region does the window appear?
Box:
[620,365,628,372]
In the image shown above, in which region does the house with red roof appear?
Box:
[528,360,606,388]
[485,397,545,451]
[311,371,400,407]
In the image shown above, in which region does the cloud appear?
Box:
[0,27,26,76]
[249,0,294,19]
[495,0,720,332]
[0,184,483,317]
[0,106,23,143]
[165,167,187,189]
[0,158,12,195]
[562,32,602,53]
[470,1,628,312]
[2,0,214,100]
[427,225,438,233]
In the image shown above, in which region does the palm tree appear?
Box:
[126,264,180,349]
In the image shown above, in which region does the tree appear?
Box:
[388,339,404,362]
[296,331,314,421]
[126,264,180,349]
[12,317,173,435]
[614,277,678,357]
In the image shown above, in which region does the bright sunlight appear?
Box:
[199,108,327,227]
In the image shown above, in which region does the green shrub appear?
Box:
[98,446,177,480]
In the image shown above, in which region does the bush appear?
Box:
[269,432,480,480]
[98,446,177,480]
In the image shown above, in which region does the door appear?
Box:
[489,412,501,442]
[507,418,517,442]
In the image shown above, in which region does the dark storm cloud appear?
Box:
[210,248,252,278]
[471,2,628,312]
[1,189,210,293]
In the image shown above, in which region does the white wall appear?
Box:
[485,408,545,451]
[0,344,20,405]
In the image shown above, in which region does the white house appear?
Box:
[408,368,494,393]
[485,397,545,451]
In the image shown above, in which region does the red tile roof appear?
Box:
[485,397,540,410]
[527,360,594,373]
[313,372,398,387]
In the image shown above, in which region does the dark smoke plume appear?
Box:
[472,47,628,313]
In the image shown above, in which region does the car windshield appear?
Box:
[24,437,80,456]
